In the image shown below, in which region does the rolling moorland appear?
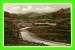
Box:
[4,8,71,46]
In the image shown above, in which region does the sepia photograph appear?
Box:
[3,3,71,46]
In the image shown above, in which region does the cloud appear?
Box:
[21,6,56,13]
[9,6,20,11]
[3,3,71,13]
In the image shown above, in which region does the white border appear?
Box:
[3,3,72,48]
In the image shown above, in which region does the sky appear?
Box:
[3,3,71,14]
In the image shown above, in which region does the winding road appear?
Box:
[20,27,71,46]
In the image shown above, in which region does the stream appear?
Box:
[20,27,71,46]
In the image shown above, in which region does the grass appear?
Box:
[27,23,71,44]
[4,18,47,46]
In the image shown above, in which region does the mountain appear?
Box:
[56,8,70,14]
[4,11,17,18]
[4,8,70,19]
[51,8,71,19]
[24,12,40,15]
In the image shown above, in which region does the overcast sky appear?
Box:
[3,3,71,14]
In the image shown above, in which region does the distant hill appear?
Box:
[4,11,17,18]
[55,8,70,14]
[4,11,11,17]
[51,8,71,19]
[25,12,40,15]
[4,8,71,19]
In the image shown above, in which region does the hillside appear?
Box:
[4,7,71,45]
[4,11,47,46]
[51,8,70,19]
